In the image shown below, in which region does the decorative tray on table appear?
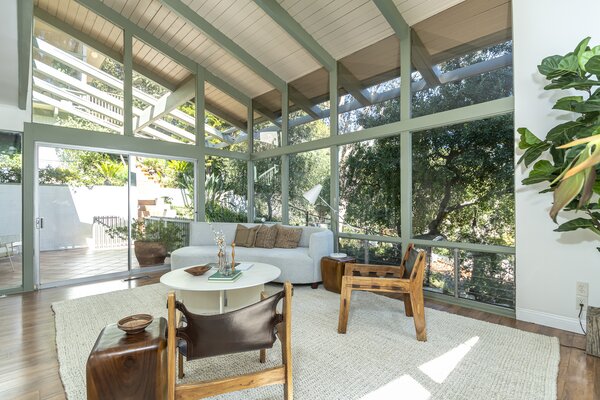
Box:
[184,265,211,276]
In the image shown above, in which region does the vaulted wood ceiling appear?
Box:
[33,0,512,126]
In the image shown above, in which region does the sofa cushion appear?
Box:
[255,224,278,248]
[274,224,302,248]
[234,224,260,247]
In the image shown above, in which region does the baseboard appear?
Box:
[516,307,587,334]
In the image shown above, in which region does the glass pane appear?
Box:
[38,147,129,284]
[289,149,331,226]
[205,156,248,222]
[339,137,401,236]
[411,3,513,117]
[33,19,124,133]
[419,246,455,297]
[253,90,282,151]
[459,251,515,309]
[133,38,195,145]
[368,241,403,266]
[254,157,281,222]
[205,83,249,153]
[0,131,22,290]
[289,68,330,144]
[131,156,194,268]
[339,238,367,263]
[338,35,401,133]
[411,115,514,246]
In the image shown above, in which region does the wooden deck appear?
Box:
[0,247,156,290]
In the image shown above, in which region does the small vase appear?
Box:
[217,248,228,274]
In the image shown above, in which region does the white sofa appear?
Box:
[170,222,334,285]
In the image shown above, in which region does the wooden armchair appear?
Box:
[337,244,427,341]
[167,282,293,400]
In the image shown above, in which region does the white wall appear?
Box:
[514,0,600,332]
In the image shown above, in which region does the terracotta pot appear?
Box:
[134,241,167,267]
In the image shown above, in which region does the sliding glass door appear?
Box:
[35,144,195,287]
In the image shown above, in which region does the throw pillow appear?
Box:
[254,224,278,249]
[274,225,302,249]
[233,224,260,247]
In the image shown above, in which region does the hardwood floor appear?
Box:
[0,273,598,400]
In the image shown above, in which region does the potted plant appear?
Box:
[519,37,600,246]
[107,218,184,266]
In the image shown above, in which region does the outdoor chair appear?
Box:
[167,281,293,400]
[337,244,428,341]
[0,234,21,271]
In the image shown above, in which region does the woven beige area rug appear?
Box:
[52,283,559,400]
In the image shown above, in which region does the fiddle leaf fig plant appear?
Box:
[519,37,600,246]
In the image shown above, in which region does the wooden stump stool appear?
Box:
[86,317,167,400]
[587,306,600,358]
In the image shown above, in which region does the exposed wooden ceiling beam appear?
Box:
[411,31,441,87]
[338,63,372,107]
[253,0,336,71]
[158,0,285,92]
[288,86,321,120]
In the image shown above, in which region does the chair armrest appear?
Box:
[342,274,411,292]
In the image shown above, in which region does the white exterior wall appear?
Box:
[514,0,600,332]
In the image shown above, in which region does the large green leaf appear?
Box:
[546,121,583,142]
[573,98,600,113]
[558,78,600,90]
[522,160,557,185]
[538,55,565,78]
[554,217,600,234]
[585,55,600,75]
[580,46,600,71]
[574,37,591,61]
[550,171,585,221]
[517,127,542,149]
[518,142,551,167]
[553,96,583,111]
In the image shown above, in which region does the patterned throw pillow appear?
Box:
[274,225,302,249]
[254,224,278,248]
[233,225,260,247]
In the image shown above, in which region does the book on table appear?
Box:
[208,270,243,281]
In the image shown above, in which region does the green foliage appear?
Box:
[518,37,600,243]
[106,218,183,253]
[0,154,22,183]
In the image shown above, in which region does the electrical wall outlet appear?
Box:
[576,281,589,297]
[576,281,589,311]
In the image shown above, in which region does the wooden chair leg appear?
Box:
[259,348,266,363]
[178,351,184,379]
[337,278,352,334]
[282,282,293,400]
[410,290,427,342]
[403,293,413,317]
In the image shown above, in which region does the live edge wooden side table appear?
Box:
[86,317,167,400]
[321,256,356,293]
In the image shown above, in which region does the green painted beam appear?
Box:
[253,0,336,71]
[281,85,289,224]
[372,0,409,39]
[412,30,441,87]
[288,86,321,119]
[251,96,514,160]
[399,18,412,255]
[159,0,285,91]
[74,0,249,106]
[123,31,133,136]
[247,103,255,223]
[17,0,33,110]
[196,66,206,222]
[338,62,371,107]
[329,67,339,244]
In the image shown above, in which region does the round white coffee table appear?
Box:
[160,262,281,314]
